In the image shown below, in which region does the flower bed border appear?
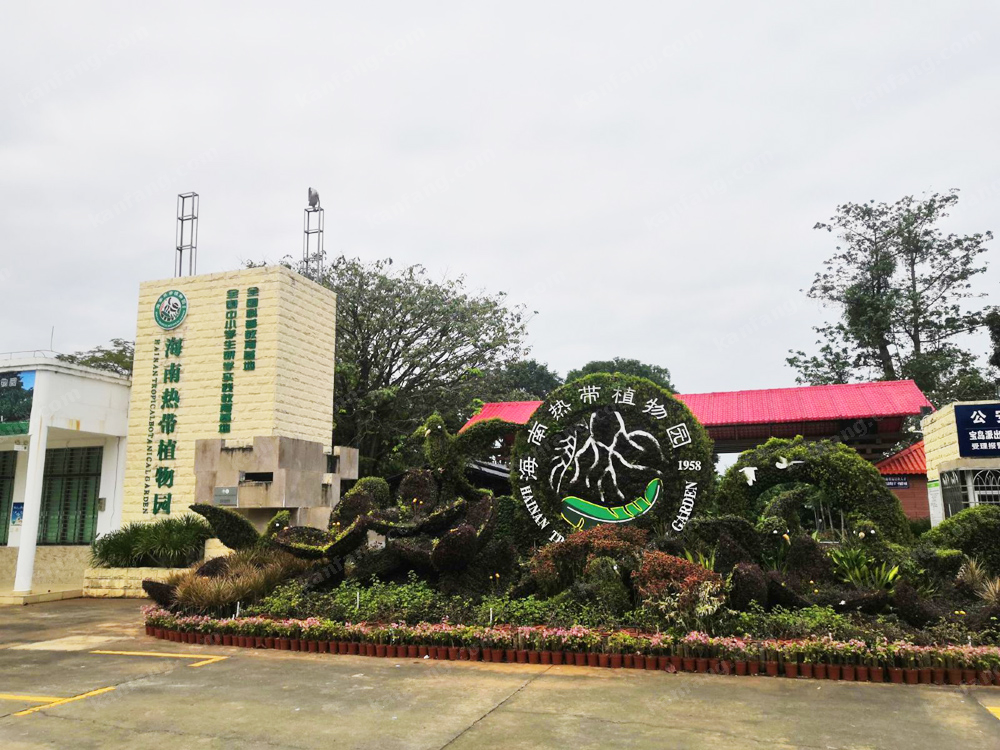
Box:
[142,608,1000,688]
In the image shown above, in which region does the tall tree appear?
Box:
[481,359,562,401]
[280,255,530,475]
[566,358,675,392]
[58,338,134,377]
[787,191,997,406]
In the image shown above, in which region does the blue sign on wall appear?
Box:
[955,404,1000,458]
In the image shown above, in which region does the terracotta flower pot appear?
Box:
[669,655,683,672]
[623,654,634,669]
[889,667,904,684]
[963,669,978,685]
[514,649,527,664]
[308,640,319,653]
[387,644,397,658]
[947,668,962,685]
[870,666,884,683]
[697,658,709,673]
[800,663,813,679]
[610,654,622,669]
[784,663,799,679]
[645,656,658,671]
[856,666,869,682]
[828,664,842,681]
[223,635,234,646]
[933,668,945,685]
[348,642,359,655]
[735,661,748,676]
[491,648,504,663]
[979,670,995,686]
[145,625,154,636]
[506,649,517,663]
[683,658,695,672]
[529,651,541,665]
[468,647,481,662]
[540,651,551,665]
[264,637,275,649]
[375,644,386,658]
[632,654,645,669]
[598,653,610,668]
[587,653,599,668]
[458,647,469,661]
[405,645,417,658]
[842,665,855,682]
[154,628,164,639]
[765,661,779,677]
[708,658,721,674]
[904,668,919,685]
[659,656,671,671]
[748,661,760,676]
[813,663,827,679]
[449,647,460,661]
[919,667,932,684]
[550,650,562,665]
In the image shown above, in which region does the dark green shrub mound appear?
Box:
[265,510,291,538]
[785,535,832,582]
[189,504,261,550]
[195,555,230,578]
[573,556,632,618]
[349,476,392,508]
[729,563,768,610]
[430,524,479,572]
[717,437,912,543]
[681,515,762,564]
[91,515,211,568]
[891,580,938,627]
[396,468,439,507]
[923,506,1000,574]
[766,572,809,611]
[274,518,368,560]
[141,580,177,607]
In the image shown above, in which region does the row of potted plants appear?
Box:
[142,607,1000,687]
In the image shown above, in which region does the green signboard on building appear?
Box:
[0,370,34,436]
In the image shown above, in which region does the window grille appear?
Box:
[0,451,15,545]
[38,446,103,545]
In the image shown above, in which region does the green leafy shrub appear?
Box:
[680,515,761,573]
[571,556,632,618]
[761,484,820,535]
[729,562,767,610]
[396,468,439,507]
[785,535,832,581]
[829,546,899,590]
[765,572,809,610]
[924,506,1000,574]
[908,517,932,538]
[91,516,211,568]
[527,525,648,595]
[189,504,261,550]
[717,437,912,543]
[349,476,392,507]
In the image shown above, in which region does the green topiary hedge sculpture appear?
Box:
[189,504,261,550]
[716,437,912,544]
[923,505,1000,574]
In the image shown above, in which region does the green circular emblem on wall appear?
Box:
[510,374,714,542]
[153,290,188,330]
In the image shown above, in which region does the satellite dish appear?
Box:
[308,187,321,209]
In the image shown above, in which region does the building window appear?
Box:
[972,469,1000,507]
[0,451,15,545]
[940,470,968,519]
[38,446,103,545]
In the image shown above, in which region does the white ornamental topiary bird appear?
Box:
[308,187,320,209]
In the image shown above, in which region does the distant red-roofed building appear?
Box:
[462,380,933,461]
[875,441,928,520]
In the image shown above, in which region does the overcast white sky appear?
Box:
[1,2,997,394]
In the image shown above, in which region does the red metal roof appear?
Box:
[875,440,926,475]
[461,380,932,432]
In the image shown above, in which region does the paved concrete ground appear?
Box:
[1,600,999,750]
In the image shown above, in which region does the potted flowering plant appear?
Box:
[545,628,565,665]
[607,632,633,669]
[781,641,801,679]
[760,640,780,677]
[631,635,651,669]
[563,626,590,667]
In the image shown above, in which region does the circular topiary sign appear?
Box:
[509,373,714,543]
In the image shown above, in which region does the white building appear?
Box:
[0,356,130,601]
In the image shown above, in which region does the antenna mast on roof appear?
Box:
[175,192,199,276]
[303,187,324,279]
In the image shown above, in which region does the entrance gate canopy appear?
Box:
[463,380,933,461]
